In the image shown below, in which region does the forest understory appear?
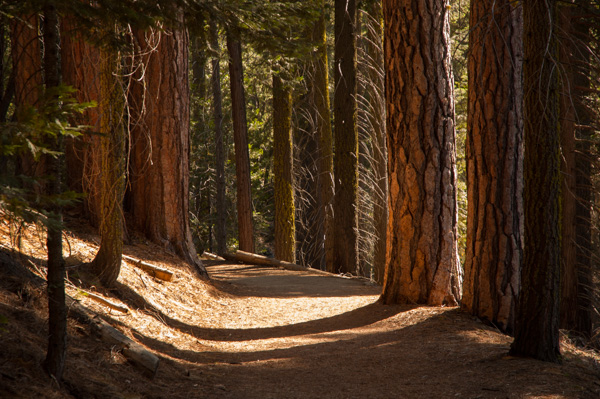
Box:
[1,217,600,399]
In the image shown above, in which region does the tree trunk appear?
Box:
[90,44,125,287]
[210,19,227,255]
[333,0,359,275]
[12,14,44,180]
[273,74,296,263]
[381,0,461,306]
[462,0,523,334]
[363,1,387,283]
[226,31,254,253]
[129,17,207,278]
[510,0,561,363]
[60,17,102,224]
[41,5,67,381]
[558,1,593,338]
[307,2,334,272]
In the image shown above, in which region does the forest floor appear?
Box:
[1,217,600,398]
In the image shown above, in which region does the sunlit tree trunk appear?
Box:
[381,0,461,306]
[306,1,334,272]
[129,16,207,277]
[462,0,523,334]
[273,74,296,262]
[510,0,561,363]
[89,45,125,287]
[333,0,359,275]
[60,17,102,224]
[226,31,254,253]
[41,5,67,381]
[558,1,593,338]
[210,19,227,255]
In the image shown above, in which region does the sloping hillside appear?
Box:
[1,218,599,398]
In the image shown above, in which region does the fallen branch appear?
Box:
[77,290,129,313]
[122,254,174,282]
[65,295,159,377]
[224,250,334,277]
[202,252,225,261]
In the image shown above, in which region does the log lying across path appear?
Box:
[222,250,335,277]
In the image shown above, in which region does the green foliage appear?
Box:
[0,85,92,228]
[450,0,469,264]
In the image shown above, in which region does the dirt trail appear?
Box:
[175,262,599,399]
[1,226,599,399]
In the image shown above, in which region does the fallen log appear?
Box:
[122,254,174,282]
[65,295,159,377]
[201,252,226,261]
[89,315,159,377]
[225,250,334,277]
[78,290,129,314]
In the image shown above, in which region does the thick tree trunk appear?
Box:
[381,0,461,306]
[226,32,254,253]
[462,0,523,334]
[41,5,67,381]
[558,2,593,338]
[307,2,334,272]
[129,17,207,278]
[60,17,102,223]
[382,0,461,305]
[273,74,296,263]
[12,14,44,180]
[333,0,359,275]
[510,0,561,363]
[209,19,227,255]
[90,47,125,287]
[363,1,387,283]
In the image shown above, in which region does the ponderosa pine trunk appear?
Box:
[363,0,387,283]
[381,0,461,306]
[210,19,227,255]
[510,0,561,363]
[226,31,254,253]
[89,46,125,287]
[129,17,207,278]
[310,3,335,272]
[273,74,296,263]
[333,0,359,275]
[558,2,593,337]
[462,0,523,334]
[60,17,102,224]
[41,5,67,381]
[12,14,44,180]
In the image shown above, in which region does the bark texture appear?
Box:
[41,5,67,381]
[381,0,461,306]
[226,32,254,253]
[60,17,102,224]
[129,19,207,277]
[210,19,227,255]
[310,2,334,272]
[12,14,44,179]
[462,0,523,334]
[333,0,359,275]
[90,47,125,287]
[510,0,561,363]
[273,75,296,263]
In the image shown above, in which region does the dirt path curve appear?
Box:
[177,262,599,399]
